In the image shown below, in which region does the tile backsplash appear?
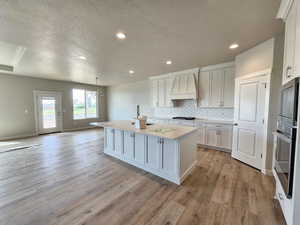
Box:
[151,100,234,120]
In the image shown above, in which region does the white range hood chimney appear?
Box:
[169,69,198,100]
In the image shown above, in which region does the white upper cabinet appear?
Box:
[198,71,210,107]
[223,67,235,107]
[199,62,235,108]
[279,0,300,84]
[283,0,297,84]
[152,79,159,107]
[151,75,173,108]
[210,69,224,107]
[158,79,166,107]
[150,69,198,108]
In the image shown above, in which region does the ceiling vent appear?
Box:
[0,64,14,72]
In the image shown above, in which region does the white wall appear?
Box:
[235,38,275,77]
[0,73,107,140]
[107,80,153,120]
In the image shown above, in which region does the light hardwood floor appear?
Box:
[0,129,286,225]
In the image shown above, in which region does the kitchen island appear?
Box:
[91,121,199,184]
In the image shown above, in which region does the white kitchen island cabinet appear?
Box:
[93,121,198,185]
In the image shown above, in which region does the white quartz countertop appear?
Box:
[148,117,234,125]
[90,120,198,139]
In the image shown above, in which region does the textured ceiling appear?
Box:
[0,0,283,86]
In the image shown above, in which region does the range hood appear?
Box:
[170,70,198,100]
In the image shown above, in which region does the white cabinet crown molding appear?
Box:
[277,0,294,20]
[200,61,235,72]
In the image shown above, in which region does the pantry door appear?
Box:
[34,91,63,134]
[232,75,268,170]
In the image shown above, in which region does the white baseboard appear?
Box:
[63,126,103,132]
[180,160,198,183]
[0,133,36,141]
[262,168,273,176]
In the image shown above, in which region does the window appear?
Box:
[73,89,98,120]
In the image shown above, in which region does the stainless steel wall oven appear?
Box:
[275,77,299,199]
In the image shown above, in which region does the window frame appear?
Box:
[72,89,99,120]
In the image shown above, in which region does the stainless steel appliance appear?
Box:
[275,77,299,199]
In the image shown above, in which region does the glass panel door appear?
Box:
[42,97,57,129]
[36,92,62,134]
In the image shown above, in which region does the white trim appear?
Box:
[0,133,36,141]
[262,168,273,176]
[233,69,272,173]
[180,160,197,183]
[149,68,199,80]
[33,90,63,135]
[235,68,272,80]
[277,0,294,20]
[200,61,235,72]
[72,89,99,120]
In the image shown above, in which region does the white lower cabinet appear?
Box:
[123,131,135,160]
[197,124,206,144]
[161,138,177,174]
[205,125,218,146]
[106,128,115,151]
[134,133,146,164]
[114,129,123,155]
[146,135,161,170]
[104,127,198,184]
[197,123,233,151]
[218,126,232,149]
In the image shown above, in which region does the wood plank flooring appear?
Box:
[0,129,286,225]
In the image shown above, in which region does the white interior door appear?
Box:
[232,76,267,170]
[35,91,63,134]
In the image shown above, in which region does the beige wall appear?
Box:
[107,80,153,121]
[0,73,107,140]
[235,38,275,77]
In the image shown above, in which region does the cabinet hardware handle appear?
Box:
[286,66,292,78]
[233,123,238,126]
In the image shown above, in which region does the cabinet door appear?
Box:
[196,123,206,145]
[134,133,146,164]
[146,136,161,169]
[158,79,166,107]
[223,67,235,107]
[205,125,218,147]
[123,131,135,160]
[106,128,115,151]
[199,71,210,107]
[283,1,297,84]
[114,129,123,154]
[217,126,233,150]
[152,80,159,107]
[294,0,300,77]
[161,139,177,174]
[165,78,173,107]
[210,70,224,107]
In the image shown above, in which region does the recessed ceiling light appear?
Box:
[78,56,87,60]
[116,32,126,40]
[229,43,239,49]
[129,70,135,74]
[166,60,172,65]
